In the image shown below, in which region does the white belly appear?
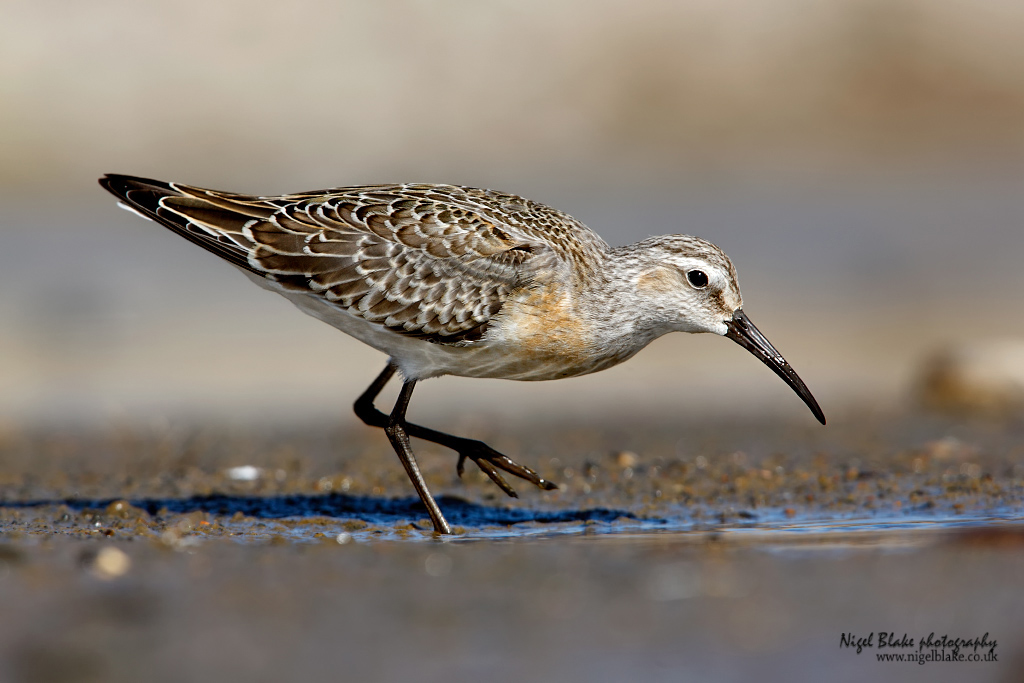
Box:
[243,271,635,382]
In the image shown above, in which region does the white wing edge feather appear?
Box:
[117,201,153,221]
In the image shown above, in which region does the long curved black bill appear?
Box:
[725,309,826,425]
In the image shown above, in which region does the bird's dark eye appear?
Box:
[686,269,709,288]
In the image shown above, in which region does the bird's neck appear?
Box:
[572,247,675,356]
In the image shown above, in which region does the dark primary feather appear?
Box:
[99,175,262,275]
[99,174,603,344]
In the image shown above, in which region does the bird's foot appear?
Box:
[454,440,558,498]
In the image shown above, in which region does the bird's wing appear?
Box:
[99,174,572,343]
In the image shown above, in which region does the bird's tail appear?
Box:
[98,173,268,275]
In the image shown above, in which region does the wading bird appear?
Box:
[100,175,825,534]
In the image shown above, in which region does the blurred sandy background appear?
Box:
[3,6,1024,682]
[1,0,1023,425]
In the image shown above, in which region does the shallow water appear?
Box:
[6,495,1024,547]
[1,412,1022,681]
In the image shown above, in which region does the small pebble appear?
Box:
[614,451,638,468]
[424,553,452,577]
[226,466,262,482]
[917,339,1024,416]
[92,547,131,580]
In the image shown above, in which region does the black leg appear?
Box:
[353,364,397,429]
[353,364,559,498]
[384,379,452,535]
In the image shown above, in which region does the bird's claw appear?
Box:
[455,442,558,498]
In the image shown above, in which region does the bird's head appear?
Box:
[632,234,741,336]
[628,234,825,424]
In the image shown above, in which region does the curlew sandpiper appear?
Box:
[99,175,825,534]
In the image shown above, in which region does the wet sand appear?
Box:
[1,411,1023,682]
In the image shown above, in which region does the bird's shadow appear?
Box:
[6,492,639,530]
